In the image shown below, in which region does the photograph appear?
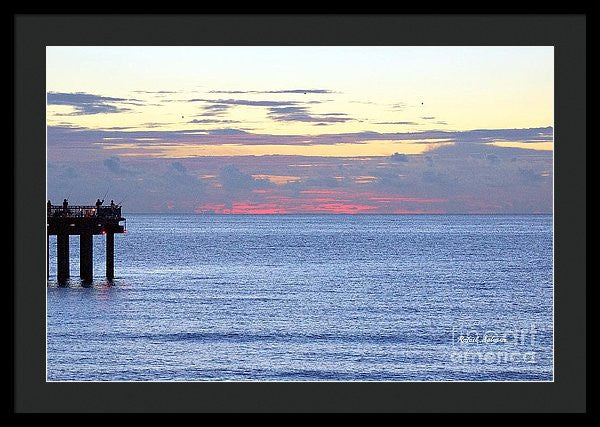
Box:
[45,46,555,382]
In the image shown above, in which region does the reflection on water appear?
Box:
[48,278,117,289]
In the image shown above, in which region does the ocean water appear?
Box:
[47,214,553,381]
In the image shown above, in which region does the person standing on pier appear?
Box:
[62,198,68,215]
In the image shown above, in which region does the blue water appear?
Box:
[47,214,553,381]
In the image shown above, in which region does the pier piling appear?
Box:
[80,232,93,282]
[57,233,70,281]
[106,232,114,280]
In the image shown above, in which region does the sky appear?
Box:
[46,46,553,214]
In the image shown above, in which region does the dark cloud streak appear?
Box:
[373,121,420,125]
[267,106,352,123]
[209,89,334,94]
[47,125,554,149]
[47,92,143,115]
[189,98,301,107]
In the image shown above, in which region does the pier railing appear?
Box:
[47,204,123,220]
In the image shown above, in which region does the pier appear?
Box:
[47,200,126,282]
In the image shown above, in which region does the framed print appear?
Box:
[14,14,586,413]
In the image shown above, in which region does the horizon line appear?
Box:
[116,212,553,216]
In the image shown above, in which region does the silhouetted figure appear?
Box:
[62,198,68,215]
[110,200,115,209]
[96,198,104,209]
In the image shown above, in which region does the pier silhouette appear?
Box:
[47,199,126,282]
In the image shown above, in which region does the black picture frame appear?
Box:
[14,14,586,413]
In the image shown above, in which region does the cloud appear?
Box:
[189,118,241,124]
[518,168,543,183]
[132,90,178,94]
[267,106,352,123]
[390,102,407,111]
[192,97,317,117]
[140,122,171,128]
[373,121,420,125]
[486,154,500,163]
[421,170,448,184]
[170,161,187,174]
[189,98,300,107]
[190,97,339,121]
[208,89,334,94]
[219,165,273,194]
[103,156,136,175]
[47,92,143,115]
[48,142,553,214]
[47,125,554,153]
[196,103,233,117]
[390,153,409,162]
[208,128,249,135]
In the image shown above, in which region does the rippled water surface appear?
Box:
[47,214,553,381]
